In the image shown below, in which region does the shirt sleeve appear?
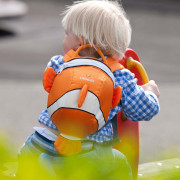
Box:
[38,109,58,130]
[46,55,64,73]
[114,68,160,121]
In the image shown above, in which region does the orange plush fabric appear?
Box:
[43,45,124,155]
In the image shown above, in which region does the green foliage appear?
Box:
[0,135,132,180]
[138,158,180,180]
[0,135,15,166]
[0,135,180,180]
[0,134,17,180]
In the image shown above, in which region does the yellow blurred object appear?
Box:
[126,57,149,84]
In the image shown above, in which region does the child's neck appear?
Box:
[78,47,106,59]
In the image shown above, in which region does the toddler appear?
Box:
[18,0,160,179]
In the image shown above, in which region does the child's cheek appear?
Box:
[63,40,68,54]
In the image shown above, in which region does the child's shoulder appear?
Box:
[47,55,64,71]
[50,55,64,63]
[113,68,135,80]
[113,67,138,88]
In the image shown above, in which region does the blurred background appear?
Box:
[0,0,180,164]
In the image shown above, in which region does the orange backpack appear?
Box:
[43,45,124,155]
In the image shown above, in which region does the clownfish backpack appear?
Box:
[43,44,124,155]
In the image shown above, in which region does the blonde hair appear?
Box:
[62,0,131,59]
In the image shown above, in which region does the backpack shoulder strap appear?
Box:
[62,49,124,72]
[62,49,79,62]
[106,57,124,72]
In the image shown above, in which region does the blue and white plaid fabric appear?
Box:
[38,55,160,143]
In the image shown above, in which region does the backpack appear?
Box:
[43,44,124,155]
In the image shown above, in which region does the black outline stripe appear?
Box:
[62,65,113,83]
[47,89,106,129]
[48,88,81,108]
[65,57,112,72]
[51,107,100,130]
[61,58,114,82]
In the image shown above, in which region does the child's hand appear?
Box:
[141,80,160,98]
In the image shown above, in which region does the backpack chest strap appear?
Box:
[58,58,116,86]
[63,49,124,73]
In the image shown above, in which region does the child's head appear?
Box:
[62,0,131,59]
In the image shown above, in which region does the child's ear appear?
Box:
[112,86,122,109]
[78,36,84,46]
[43,67,57,93]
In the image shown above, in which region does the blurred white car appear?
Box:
[0,0,28,18]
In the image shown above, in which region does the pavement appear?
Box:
[0,0,180,163]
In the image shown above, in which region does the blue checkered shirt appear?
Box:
[38,55,160,143]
